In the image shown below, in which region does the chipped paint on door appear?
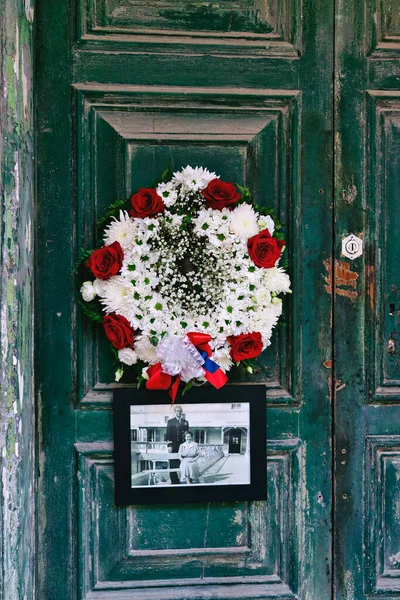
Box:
[0,0,35,598]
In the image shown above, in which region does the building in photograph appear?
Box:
[130,403,250,487]
[130,402,249,454]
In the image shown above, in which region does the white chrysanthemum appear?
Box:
[213,347,234,373]
[263,267,291,294]
[172,166,217,191]
[258,215,275,235]
[104,211,137,250]
[135,335,158,365]
[99,276,134,317]
[81,281,96,302]
[230,204,259,239]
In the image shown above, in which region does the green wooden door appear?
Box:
[36,0,334,598]
[334,1,400,598]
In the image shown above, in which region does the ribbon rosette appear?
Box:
[145,332,227,401]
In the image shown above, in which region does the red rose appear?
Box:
[129,188,165,218]
[201,179,241,210]
[86,241,123,280]
[103,313,134,350]
[227,332,263,362]
[247,229,285,268]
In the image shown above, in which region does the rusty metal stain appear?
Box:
[323,257,359,301]
[365,265,375,312]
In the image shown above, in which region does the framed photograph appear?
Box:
[113,385,266,505]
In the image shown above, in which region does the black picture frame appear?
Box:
[113,384,266,505]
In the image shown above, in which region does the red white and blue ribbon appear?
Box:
[145,332,227,402]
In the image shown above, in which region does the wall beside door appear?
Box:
[0,0,35,598]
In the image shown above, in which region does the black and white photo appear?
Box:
[130,402,251,488]
[113,385,266,505]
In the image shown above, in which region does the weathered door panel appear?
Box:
[334,1,400,598]
[36,0,333,598]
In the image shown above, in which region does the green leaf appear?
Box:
[73,247,95,274]
[96,199,128,229]
[136,374,145,389]
[151,163,173,187]
[182,380,194,396]
[78,298,103,323]
[235,183,254,205]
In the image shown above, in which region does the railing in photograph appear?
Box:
[131,444,225,487]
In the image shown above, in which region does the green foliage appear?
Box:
[181,380,194,396]
[73,247,95,274]
[78,298,103,323]
[96,199,128,229]
[136,374,145,389]
[236,183,253,205]
[151,163,173,187]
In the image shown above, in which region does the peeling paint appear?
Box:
[389,551,400,565]
[343,570,355,600]
[323,257,359,301]
[233,509,243,525]
[342,182,357,204]
[0,0,35,597]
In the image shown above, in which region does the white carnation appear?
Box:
[118,348,138,366]
[230,204,259,239]
[81,281,96,302]
[104,211,137,250]
[254,288,272,307]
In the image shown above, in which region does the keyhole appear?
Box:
[389,303,396,316]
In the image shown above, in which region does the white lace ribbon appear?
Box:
[156,335,205,382]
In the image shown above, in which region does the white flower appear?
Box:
[230,204,259,239]
[81,281,96,302]
[104,211,137,250]
[135,335,158,365]
[213,347,233,373]
[254,288,272,307]
[263,267,292,294]
[99,277,134,318]
[142,367,149,380]
[172,166,217,191]
[157,182,178,207]
[258,215,275,235]
[93,278,107,296]
[118,348,138,366]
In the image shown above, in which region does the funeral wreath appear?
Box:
[77,166,291,400]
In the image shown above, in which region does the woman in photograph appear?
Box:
[178,431,200,484]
